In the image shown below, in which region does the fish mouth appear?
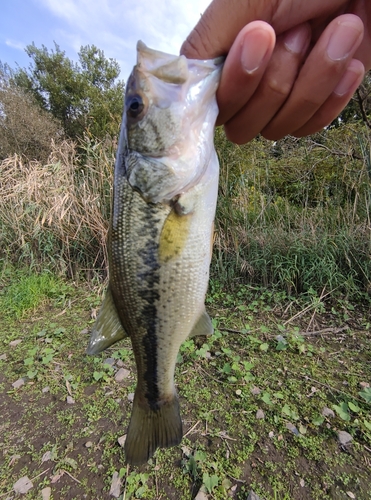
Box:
[136,40,224,87]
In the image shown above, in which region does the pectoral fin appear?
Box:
[189,309,213,338]
[86,285,128,355]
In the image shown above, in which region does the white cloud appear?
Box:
[36,0,211,79]
[5,39,25,51]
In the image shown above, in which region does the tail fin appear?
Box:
[124,393,183,465]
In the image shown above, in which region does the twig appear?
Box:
[197,365,223,385]
[298,326,349,336]
[284,289,333,325]
[63,469,82,484]
[307,286,327,331]
[219,327,258,335]
[219,327,245,334]
[31,468,50,481]
[184,420,200,438]
[227,474,245,483]
[55,309,66,317]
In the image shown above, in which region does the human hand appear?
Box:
[181,0,371,144]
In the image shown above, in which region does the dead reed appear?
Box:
[0,138,114,278]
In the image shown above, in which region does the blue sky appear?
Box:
[0,0,211,81]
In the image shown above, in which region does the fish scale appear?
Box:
[87,41,223,465]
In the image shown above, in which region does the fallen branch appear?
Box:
[298,326,349,336]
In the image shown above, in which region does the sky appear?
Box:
[0,0,212,81]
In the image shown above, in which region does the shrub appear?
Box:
[0,78,63,162]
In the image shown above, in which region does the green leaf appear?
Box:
[332,402,350,421]
[53,327,65,336]
[41,354,53,364]
[203,473,219,493]
[312,415,325,426]
[261,392,273,405]
[63,457,77,469]
[194,450,207,462]
[348,401,360,413]
[282,404,291,416]
[222,478,232,490]
[359,387,371,404]
[93,371,103,381]
[282,404,299,420]
[276,341,288,351]
[27,370,38,379]
[222,363,231,374]
[260,343,269,351]
[363,420,371,431]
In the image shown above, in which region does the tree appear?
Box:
[332,70,371,128]
[14,43,125,140]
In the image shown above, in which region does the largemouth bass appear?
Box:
[87,41,223,465]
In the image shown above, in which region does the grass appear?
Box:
[0,267,72,319]
[213,126,371,298]
[0,136,114,278]
[1,124,371,301]
[1,97,371,499]
[0,270,370,499]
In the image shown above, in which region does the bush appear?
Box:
[0,79,63,162]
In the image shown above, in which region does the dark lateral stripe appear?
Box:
[137,208,161,410]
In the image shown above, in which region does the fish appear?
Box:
[87,41,223,465]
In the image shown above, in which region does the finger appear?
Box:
[222,23,311,144]
[291,59,365,137]
[262,14,364,140]
[216,21,276,126]
[180,0,346,59]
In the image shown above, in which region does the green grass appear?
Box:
[213,125,371,299]
[0,267,72,319]
[0,271,370,499]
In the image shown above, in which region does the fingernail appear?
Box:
[327,22,362,61]
[284,25,310,54]
[241,29,271,73]
[334,65,360,96]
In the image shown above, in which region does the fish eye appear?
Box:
[127,95,144,118]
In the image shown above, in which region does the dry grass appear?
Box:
[1,125,371,299]
[0,138,114,277]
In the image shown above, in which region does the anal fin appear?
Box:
[86,285,128,355]
[188,309,213,338]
